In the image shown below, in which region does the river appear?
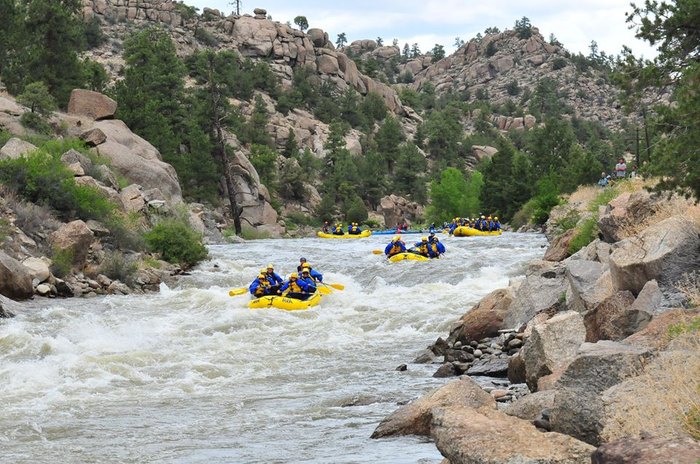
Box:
[0,231,547,463]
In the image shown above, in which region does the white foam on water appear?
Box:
[0,232,547,463]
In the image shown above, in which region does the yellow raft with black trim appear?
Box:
[388,252,429,262]
[317,229,372,239]
[248,291,321,311]
[453,227,502,237]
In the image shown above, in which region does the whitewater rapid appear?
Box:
[0,232,547,463]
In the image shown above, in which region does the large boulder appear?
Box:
[0,137,37,160]
[431,405,595,464]
[92,120,182,204]
[624,308,700,351]
[0,251,33,300]
[609,216,700,297]
[446,287,514,344]
[66,89,117,120]
[583,290,643,342]
[21,257,51,284]
[592,435,700,464]
[597,190,655,243]
[521,311,586,391]
[378,194,424,228]
[370,377,495,438]
[503,390,556,421]
[503,260,569,329]
[49,220,95,266]
[566,259,612,314]
[550,341,652,445]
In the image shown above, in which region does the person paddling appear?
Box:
[384,235,406,257]
[301,263,323,282]
[278,272,314,299]
[264,264,283,293]
[249,273,273,297]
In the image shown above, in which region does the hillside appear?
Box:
[75,0,632,230]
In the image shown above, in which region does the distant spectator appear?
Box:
[615,157,627,178]
[598,172,609,188]
[629,164,638,178]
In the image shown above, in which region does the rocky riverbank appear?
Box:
[372,183,700,463]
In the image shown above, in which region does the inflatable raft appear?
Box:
[317,229,371,239]
[453,227,502,237]
[248,291,321,311]
[388,252,429,262]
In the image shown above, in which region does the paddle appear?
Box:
[318,286,332,295]
[326,282,344,290]
[228,287,247,297]
[372,249,384,254]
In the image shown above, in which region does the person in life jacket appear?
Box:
[249,273,273,296]
[428,233,445,257]
[278,272,314,298]
[299,268,318,293]
[492,216,501,231]
[301,263,323,282]
[347,222,362,235]
[264,264,283,292]
[332,223,345,235]
[297,257,308,272]
[413,236,437,258]
[384,235,406,257]
[321,221,330,233]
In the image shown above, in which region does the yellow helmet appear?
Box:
[266,264,274,269]
[495,216,499,220]
[258,274,266,279]
[290,272,298,279]
[303,263,312,269]
[481,215,485,219]
[392,235,400,242]
[421,236,428,242]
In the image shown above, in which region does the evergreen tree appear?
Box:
[393,143,427,203]
[115,27,187,159]
[431,44,446,61]
[357,149,387,209]
[293,16,308,32]
[619,0,700,198]
[6,0,87,106]
[374,116,404,171]
[336,32,347,48]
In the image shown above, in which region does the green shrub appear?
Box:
[285,211,314,226]
[567,217,598,254]
[511,199,537,230]
[589,186,619,212]
[0,144,115,222]
[20,112,52,134]
[144,219,208,268]
[238,226,271,240]
[100,251,138,286]
[555,210,581,232]
[194,28,218,47]
[0,129,11,146]
[552,57,567,70]
[50,248,74,278]
[0,217,11,241]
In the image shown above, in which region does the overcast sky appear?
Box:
[185,0,657,59]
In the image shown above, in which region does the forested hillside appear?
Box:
[0,0,697,238]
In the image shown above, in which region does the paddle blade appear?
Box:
[372,249,384,254]
[328,283,345,290]
[228,288,247,297]
[318,286,332,295]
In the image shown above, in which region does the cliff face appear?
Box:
[77,1,632,232]
[409,28,626,128]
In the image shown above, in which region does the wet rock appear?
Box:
[592,434,700,464]
[466,357,509,377]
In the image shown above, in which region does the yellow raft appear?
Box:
[248,291,321,311]
[317,229,372,239]
[453,227,503,237]
[388,252,429,262]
